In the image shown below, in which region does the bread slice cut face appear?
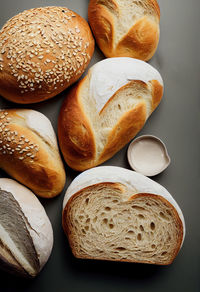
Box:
[63,166,185,265]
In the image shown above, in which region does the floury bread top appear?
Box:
[88,57,163,113]
[58,57,164,171]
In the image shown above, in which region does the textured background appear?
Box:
[0,1,200,291]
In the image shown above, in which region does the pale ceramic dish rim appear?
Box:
[127,135,171,177]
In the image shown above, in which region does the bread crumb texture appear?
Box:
[64,183,183,265]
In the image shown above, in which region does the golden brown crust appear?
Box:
[150,79,164,111]
[88,0,160,61]
[116,17,160,61]
[58,77,163,171]
[88,0,116,57]
[63,184,183,265]
[0,109,66,198]
[0,7,94,104]
[58,78,96,171]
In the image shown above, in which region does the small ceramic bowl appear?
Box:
[127,135,171,177]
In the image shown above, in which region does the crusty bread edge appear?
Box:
[63,182,184,265]
[0,178,53,273]
[63,166,185,245]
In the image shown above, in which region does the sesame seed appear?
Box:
[0,7,92,96]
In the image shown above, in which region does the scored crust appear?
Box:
[88,0,160,61]
[58,58,164,171]
[63,182,184,265]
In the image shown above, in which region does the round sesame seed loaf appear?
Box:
[0,109,66,198]
[0,6,94,104]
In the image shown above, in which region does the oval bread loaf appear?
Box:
[0,178,53,277]
[0,109,66,198]
[0,6,94,104]
[88,0,160,61]
[63,166,185,265]
[58,57,164,171]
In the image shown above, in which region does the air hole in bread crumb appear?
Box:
[79,215,84,220]
[151,244,156,249]
[93,217,97,223]
[161,251,167,256]
[105,206,111,211]
[103,218,108,224]
[128,230,134,234]
[159,212,169,221]
[82,229,86,234]
[85,226,89,231]
[86,218,90,223]
[137,233,142,241]
[132,206,145,211]
[166,210,172,216]
[140,225,144,231]
[116,247,126,251]
[112,200,118,203]
[109,224,114,229]
[150,222,155,230]
[118,104,121,110]
[125,237,131,240]
[138,214,145,219]
[85,198,89,205]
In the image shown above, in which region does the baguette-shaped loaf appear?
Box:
[88,0,160,61]
[0,109,66,198]
[63,166,185,265]
[58,57,163,171]
[0,178,53,277]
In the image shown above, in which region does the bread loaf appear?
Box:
[0,178,53,277]
[0,109,66,198]
[88,0,160,61]
[58,57,164,171]
[0,6,94,104]
[63,166,185,265]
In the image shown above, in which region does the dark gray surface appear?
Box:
[0,0,200,291]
